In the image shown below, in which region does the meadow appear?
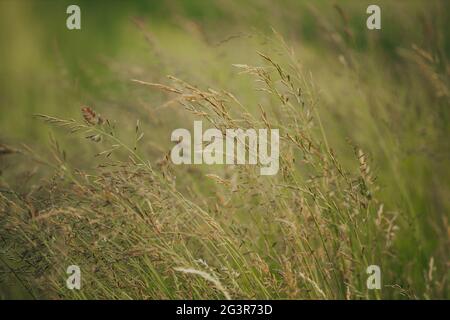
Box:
[0,0,448,299]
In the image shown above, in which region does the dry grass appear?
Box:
[2,37,446,299]
[1,1,449,299]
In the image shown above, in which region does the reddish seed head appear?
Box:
[81,106,104,125]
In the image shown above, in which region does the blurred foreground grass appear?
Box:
[0,0,449,299]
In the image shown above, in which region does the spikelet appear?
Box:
[81,106,104,125]
[0,144,17,156]
[358,148,372,184]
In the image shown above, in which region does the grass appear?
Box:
[0,0,449,299]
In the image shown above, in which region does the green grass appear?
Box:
[0,0,449,299]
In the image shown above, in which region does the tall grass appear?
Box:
[0,1,449,299]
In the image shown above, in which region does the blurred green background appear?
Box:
[1,0,448,142]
